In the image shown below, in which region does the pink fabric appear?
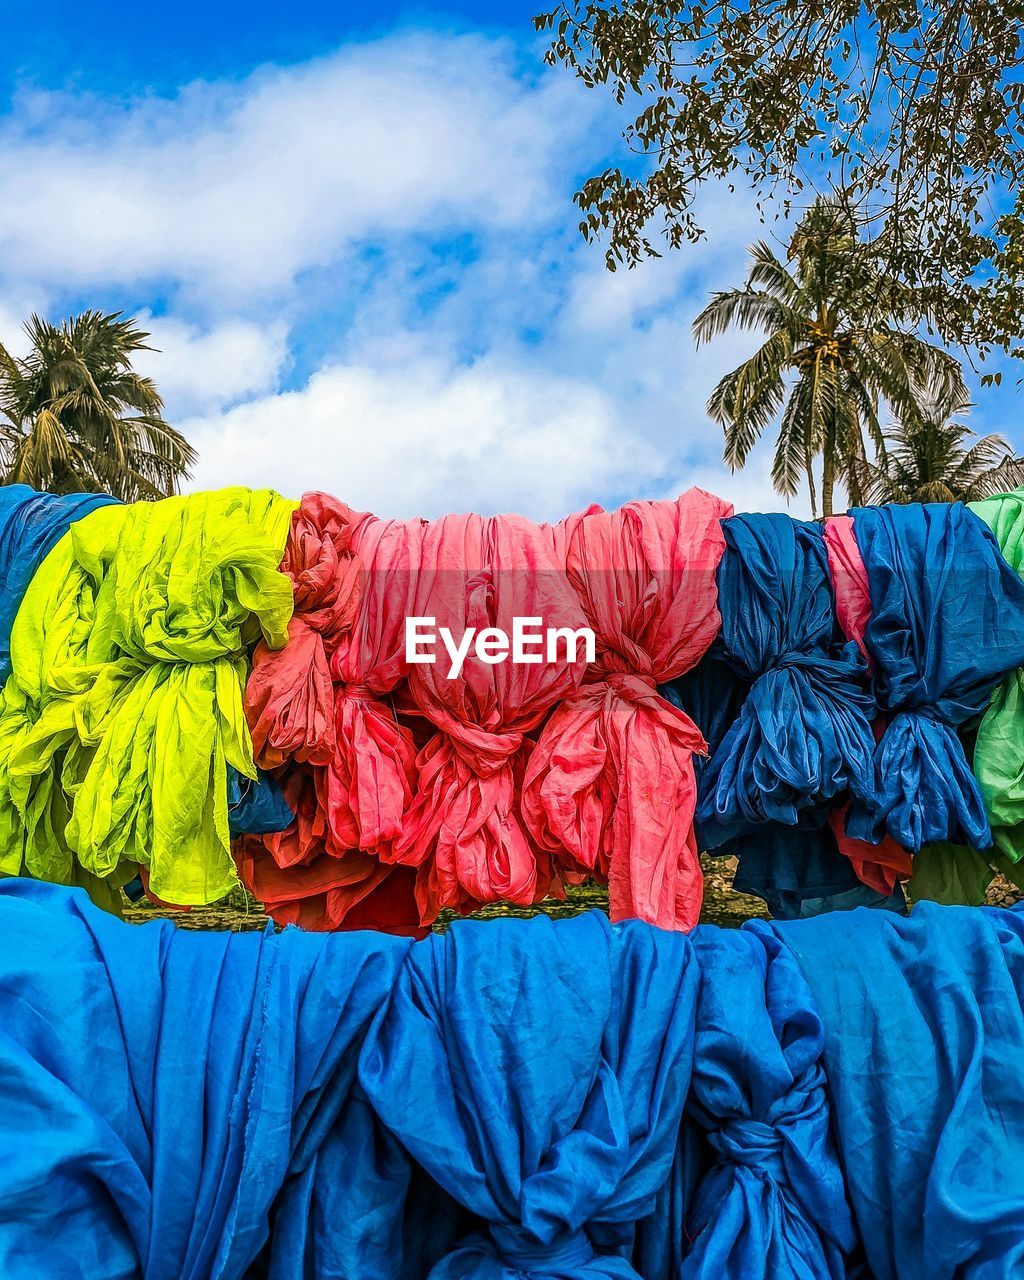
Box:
[522,489,732,930]
[823,515,872,665]
[390,513,592,923]
[245,493,362,768]
[823,514,911,894]
[324,509,427,857]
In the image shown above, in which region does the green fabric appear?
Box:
[968,490,1024,861]
[0,489,296,905]
[907,841,995,906]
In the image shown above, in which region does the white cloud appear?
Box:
[134,316,289,414]
[183,354,661,519]
[0,34,601,302]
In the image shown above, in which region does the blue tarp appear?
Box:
[1,880,1023,1278]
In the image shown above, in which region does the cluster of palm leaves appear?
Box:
[696,199,1024,514]
[0,311,194,502]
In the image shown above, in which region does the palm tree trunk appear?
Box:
[822,451,835,517]
[805,456,818,519]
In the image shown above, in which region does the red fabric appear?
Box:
[324,510,426,856]
[238,497,424,934]
[522,489,731,930]
[390,513,591,923]
[823,514,911,893]
[234,766,425,934]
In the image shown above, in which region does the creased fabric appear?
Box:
[847,502,1024,851]
[523,489,731,930]
[775,901,1024,1280]
[698,514,876,846]
[391,513,590,923]
[360,910,697,1279]
[682,925,857,1278]
[967,490,1024,862]
[0,484,119,683]
[0,490,296,904]
[0,879,436,1280]
[822,515,913,896]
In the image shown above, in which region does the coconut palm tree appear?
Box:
[0,310,195,500]
[693,198,967,516]
[864,386,1024,504]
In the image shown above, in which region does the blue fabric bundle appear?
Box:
[2,882,1024,1277]
[684,515,894,917]
[682,927,858,1277]
[360,911,697,1279]
[0,879,456,1280]
[848,502,1024,850]
[698,514,877,843]
[0,483,118,682]
[775,902,1024,1278]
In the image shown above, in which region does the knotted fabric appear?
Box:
[523,489,730,930]
[681,926,857,1277]
[774,901,1024,1279]
[359,910,697,1279]
[847,502,1024,850]
[0,490,296,904]
[822,515,912,896]
[698,514,876,848]
[392,512,590,922]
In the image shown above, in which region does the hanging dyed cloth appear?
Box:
[359,909,697,1279]
[822,514,913,897]
[0,879,462,1280]
[847,501,1024,851]
[681,926,859,1277]
[391,512,591,923]
[0,490,296,905]
[772,902,1024,1279]
[967,489,1024,863]
[0,484,119,683]
[523,489,731,931]
[690,514,893,917]
[236,492,413,932]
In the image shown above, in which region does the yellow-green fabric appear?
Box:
[0,489,296,904]
[968,489,1024,862]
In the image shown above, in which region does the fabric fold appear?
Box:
[359,910,698,1279]
[847,501,1024,851]
[682,926,857,1278]
[523,489,731,930]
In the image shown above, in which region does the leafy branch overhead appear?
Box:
[535,0,1024,363]
[0,311,195,502]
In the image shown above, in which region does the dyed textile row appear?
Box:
[3,484,1024,933]
[0,879,1022,1279]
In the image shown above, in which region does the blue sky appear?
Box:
[0,2,1017,518]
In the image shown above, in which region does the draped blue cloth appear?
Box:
[681,515,895,917]
[681,926,859,1278]
[359,912,697,1279]
[227,768,294,836]
[774,902,1024,1279]
[0,879,438,1280]
[698,514,877,844]
[848,502,1024,850]
[0,483,118,682]
[4,883,1024,1278]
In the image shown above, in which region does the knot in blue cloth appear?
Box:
[489,1224,596,1272]
[708,1118,785,1175]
